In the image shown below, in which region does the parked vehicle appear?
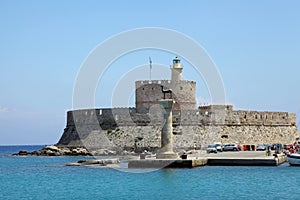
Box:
[222,144,239,151]
[271,143,282,150]
[284,144,292,150]
[207,145,218,153]
[256,144,266,151]
[214,143,223,152]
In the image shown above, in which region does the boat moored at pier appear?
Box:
[287,153,300,166]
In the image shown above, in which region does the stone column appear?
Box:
[156,99,178,159]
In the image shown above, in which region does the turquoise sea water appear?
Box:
[1,145,300,200]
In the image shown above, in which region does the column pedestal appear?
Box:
[156,99,178,159]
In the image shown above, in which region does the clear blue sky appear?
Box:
[0,0,299,145]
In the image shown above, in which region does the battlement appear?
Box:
[67,107,136,127]
[135,79,196,88]
[199,105,233,111]
[232,110,296,126]
[66,105,297,128]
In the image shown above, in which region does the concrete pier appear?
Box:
[207,157,286,166]
[206,152,287,166]
[128,158,208,168]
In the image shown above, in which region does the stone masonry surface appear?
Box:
[57,105,298,150]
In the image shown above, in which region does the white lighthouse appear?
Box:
[171,56,183,83]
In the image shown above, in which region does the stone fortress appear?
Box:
[57,57,299,152]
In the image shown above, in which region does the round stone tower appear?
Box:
[135,57,196,113]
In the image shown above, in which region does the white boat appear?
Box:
[287,153,300,166]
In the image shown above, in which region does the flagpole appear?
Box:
[149,57,152,81]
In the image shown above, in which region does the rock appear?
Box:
[18,150,28,156]
[44,145,59,152]
[66,159,120,167]
[45,150,56,156]
[53,152,61,156]
[72,149,79,155]
[59,148,71,155]
[106,150,116,155]
[83,160,100,165]
[66,162,81,166]
[77,148,89,155]
[14,146,92,157]
[33,150,42,156]
[90,151,97,155]
[90,149,118,156]
[70,147,90,156]
[101,159,120,165]
[95,149,108,156]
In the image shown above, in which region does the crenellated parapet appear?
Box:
[135,80,196,112]
[135,80,196,88]
[65,105,297,129]
[198,105,296,126]
[233,110,296,126]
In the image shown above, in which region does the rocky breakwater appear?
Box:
[15,145,92,156]
[66,158,120,168]
[15,145,144,156]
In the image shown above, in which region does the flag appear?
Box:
[149,57,152,69]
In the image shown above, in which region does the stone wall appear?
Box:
[57,105,299,150]
[135,80,196,112]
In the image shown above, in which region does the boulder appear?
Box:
[59,148,71,155]
[18,150,28,156]
[77,148,89,155]
[66,159,120,167]
[33,150,42,156]
[70,147,89,155]
[45,150,56,156]
[72,149,79,154]
[80,160,100,165]
[53,152,61,156]
[44,145,59,152]
[66,162,81,166]
[94,149,108,156]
